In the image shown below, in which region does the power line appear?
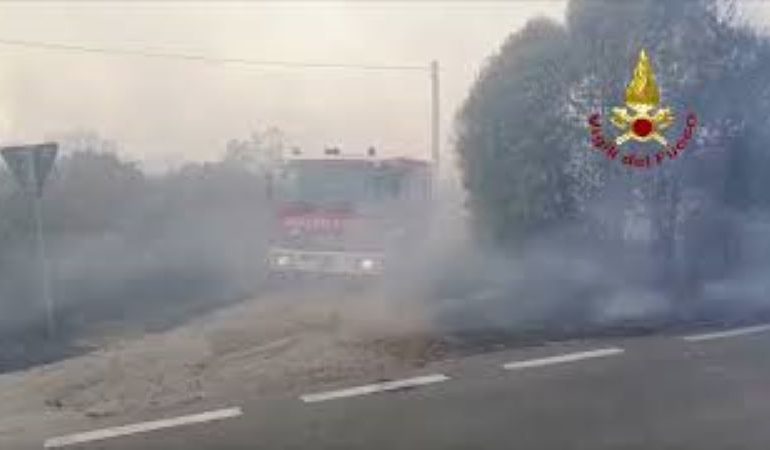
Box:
[0,37,428,72]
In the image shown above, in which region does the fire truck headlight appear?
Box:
[359,258,375,271]
[276,255,291,267]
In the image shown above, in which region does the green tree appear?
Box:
[456,0,770,302]
[457,18,578,248]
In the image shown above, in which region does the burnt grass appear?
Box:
[337,302,770,366]
[3,292,770,375]
[0,276,255,374]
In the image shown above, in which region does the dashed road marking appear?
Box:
[502,347,625,371]
[300,373,450,403]
[683,324,770,342]
[44,407,242,448]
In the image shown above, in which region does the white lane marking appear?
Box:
[300,373,449,403]
[502,347,625,371]
[44,407,242,448]
[683,324,770,342]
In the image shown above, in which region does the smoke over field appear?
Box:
[2,1,770,448]
[0,145,272,371]
[446,0,770,338]
[0,0,766,358]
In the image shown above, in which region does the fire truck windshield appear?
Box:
[275,160,408,207]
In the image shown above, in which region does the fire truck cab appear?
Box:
[266,152,432,278]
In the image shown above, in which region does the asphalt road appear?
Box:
[41,325,770,450]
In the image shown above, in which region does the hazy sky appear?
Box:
[0,1,767,171]
[0,1,570,170]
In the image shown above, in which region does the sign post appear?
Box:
[1,142,58,338]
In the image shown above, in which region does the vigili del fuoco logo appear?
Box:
[587,49,697,169]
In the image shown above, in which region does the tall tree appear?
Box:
[457,18,578,248]
[456,0,770,302]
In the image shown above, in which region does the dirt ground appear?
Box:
[0,286,448,447]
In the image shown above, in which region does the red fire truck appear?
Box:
[266,152,432,278]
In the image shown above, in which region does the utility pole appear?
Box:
[430,60,440,174]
